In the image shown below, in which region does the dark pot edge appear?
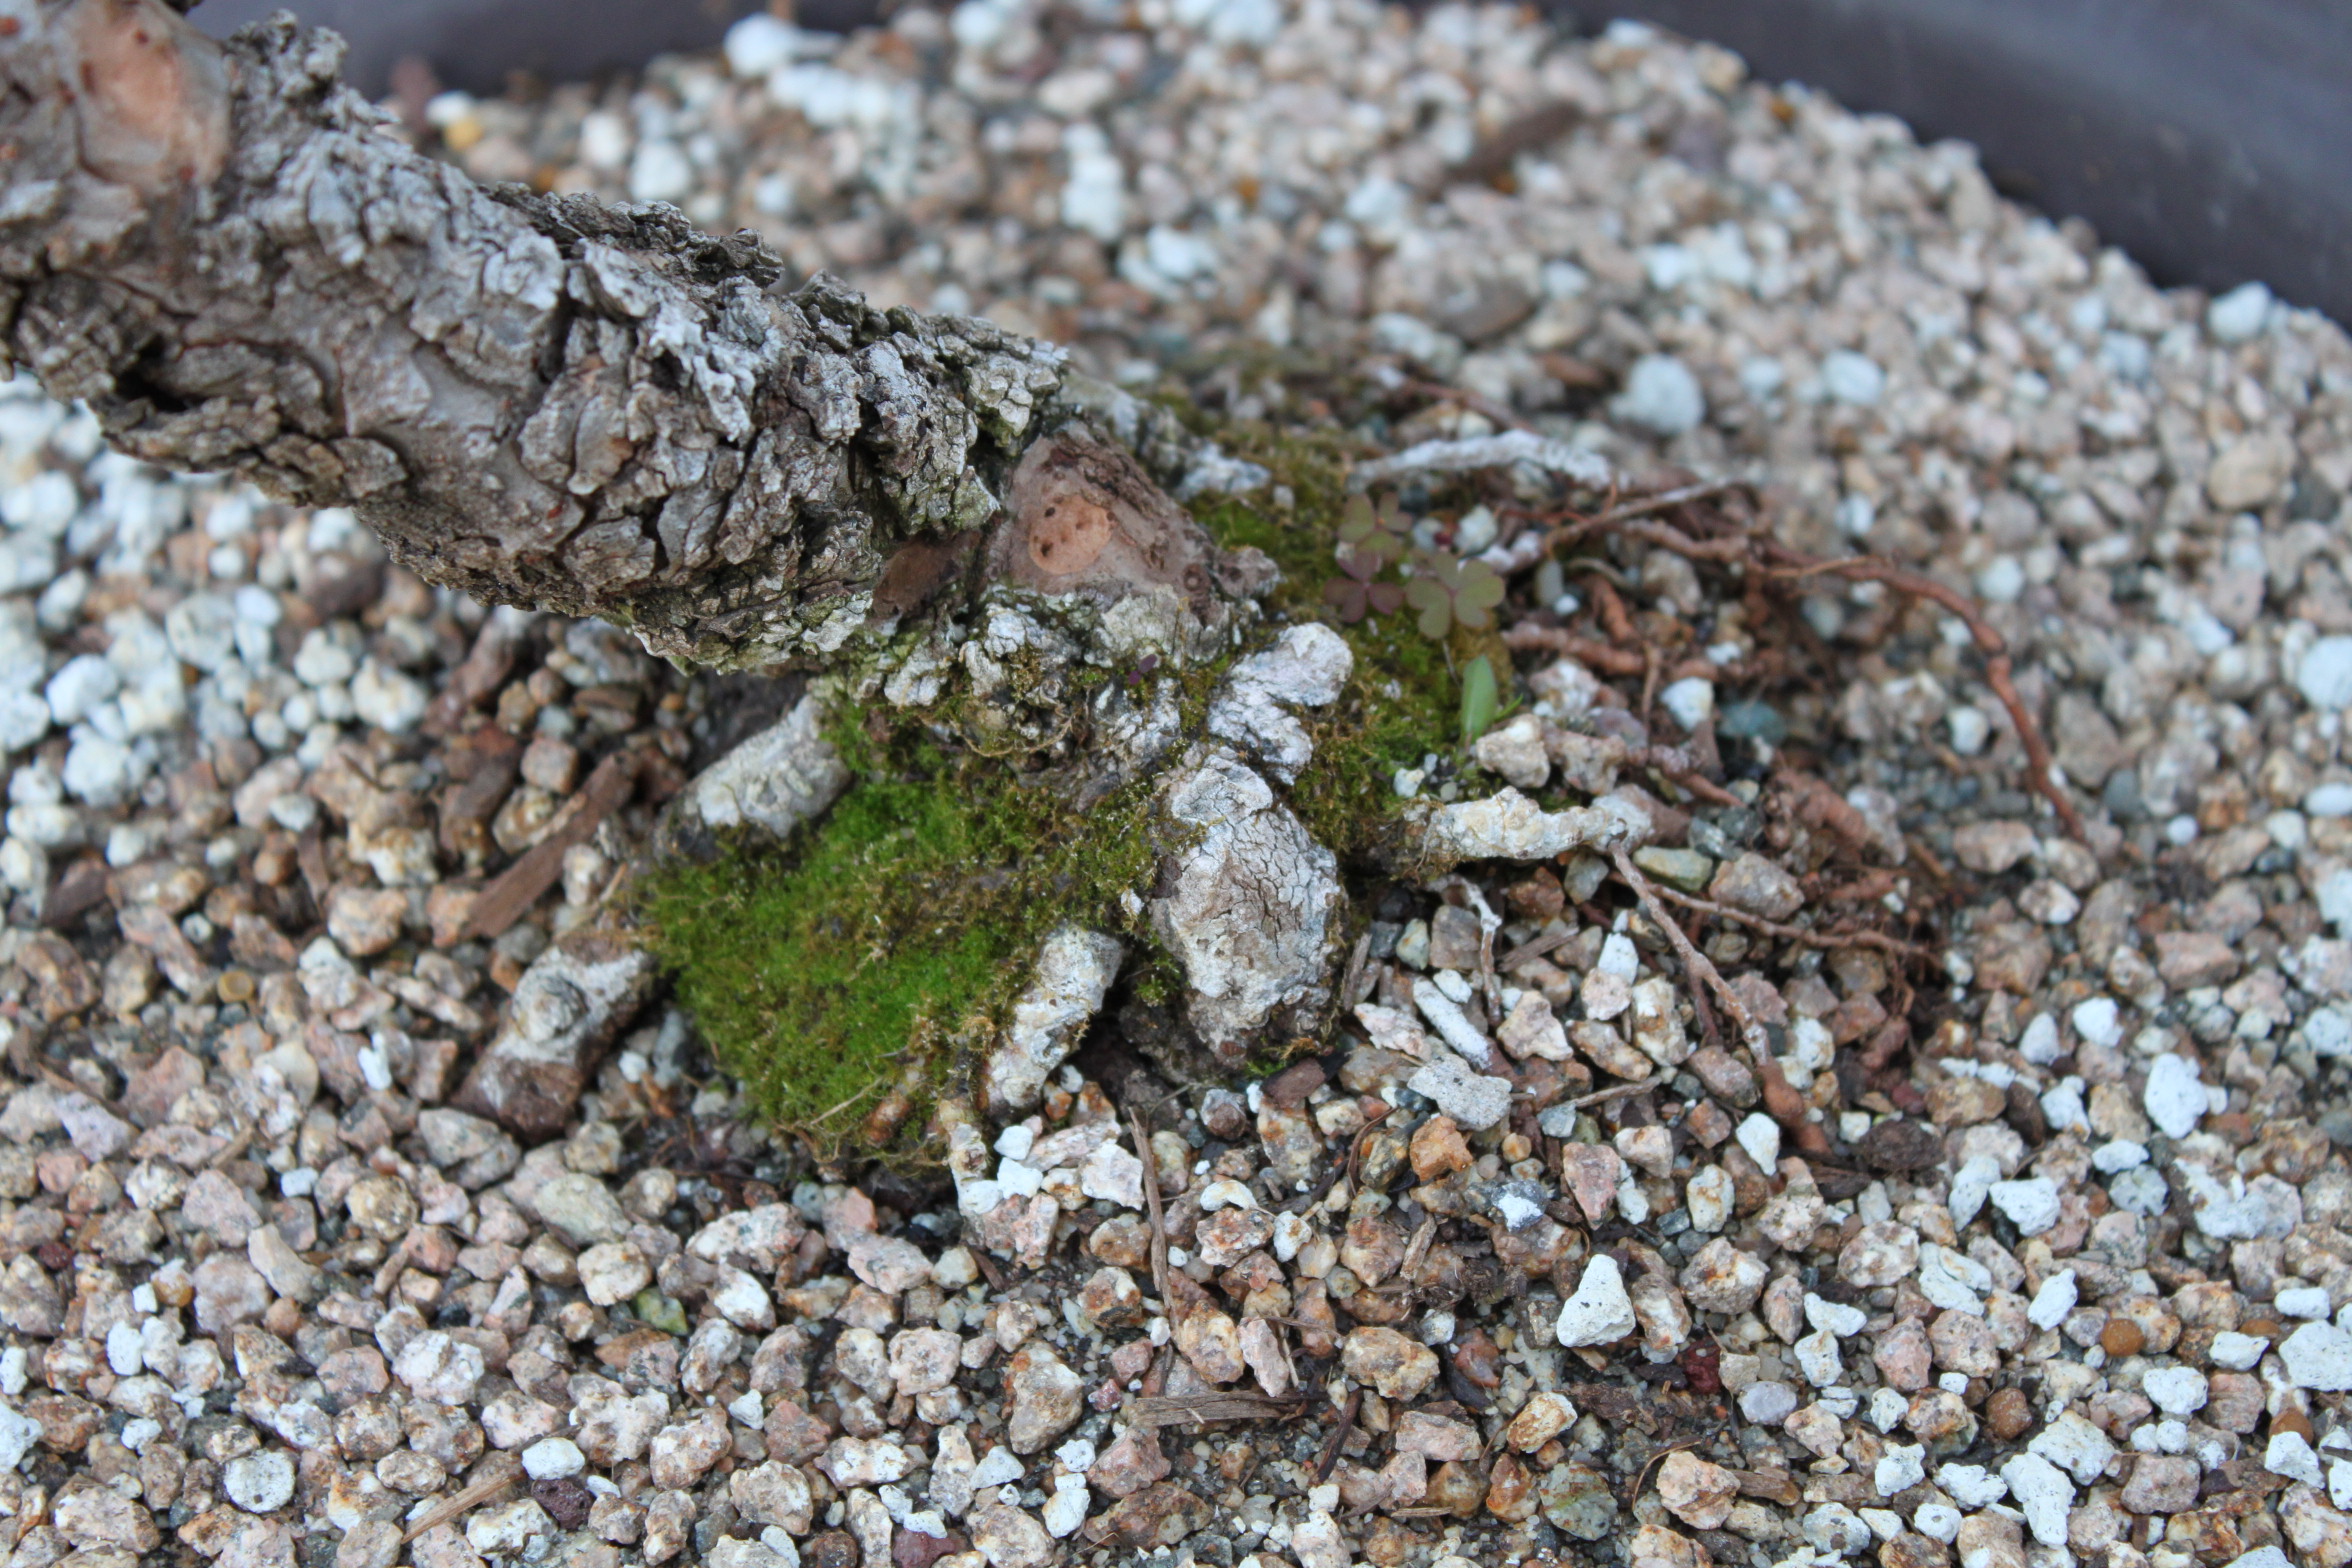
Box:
[188,0,2352,322]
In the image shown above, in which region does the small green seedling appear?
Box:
[1460,653,1499,745]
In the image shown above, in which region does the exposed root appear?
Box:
[1638,881,1931,961]
[1764,552,2088,842]
[1612,847,1831,1157]
[1499,622,1649,678]
[1611,847,1761,1049]
[1501,481,2091,847]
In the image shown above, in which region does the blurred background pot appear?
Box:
[191,0,2352,320]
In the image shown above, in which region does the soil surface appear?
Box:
[2,7,2350,1568]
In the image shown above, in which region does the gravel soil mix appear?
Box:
[2,6,2351,1568]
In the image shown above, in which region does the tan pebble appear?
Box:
[1984,1386,2033,1441]
[1410,1115,1473,1181]
[1425,1459,1486,1518]
[1485,1452,1538,1523]
[2100,1320,2145,1357]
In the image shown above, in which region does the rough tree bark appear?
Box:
[0,0,1249,670]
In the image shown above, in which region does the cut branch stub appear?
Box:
[989,423,1271,619]
[0,0,1065,668]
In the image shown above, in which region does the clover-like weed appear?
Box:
[1323,494,1410,623]
[1403,551,1506,640]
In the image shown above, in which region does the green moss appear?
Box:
[639,733,1158,1162]
[1289,617,1457,860]
[1185,423,1356,621]
[1189,418,1463,863]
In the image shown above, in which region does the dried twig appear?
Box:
[403,1453,521,1542]
[37,1066,122,1115]
[203,1123,256,1172]
[1495,926,1576,972]
[1567,1074,1668,1110]
[1683,932,1724,1051]
[969,1246,1009,1296]
[457,748,641,943]
[1638,644,1662,736]
[1315,1387,1364,1485]
[1342,1104,1392,1190]
[1128,1109,1173,1311]
[1339,931,1374,1011]
[1123,1391,1311,1428]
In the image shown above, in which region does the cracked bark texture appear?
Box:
[0,0,1067,667]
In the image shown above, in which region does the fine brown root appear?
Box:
[1612,846,1831,1157]
[1510,486,2092,846]
[1761,551,2089,842]
[1636,880,1931,961]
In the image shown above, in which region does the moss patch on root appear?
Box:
[645,405,1478,1161]
[1188,417,1465,862]
[640,732,1158,1162]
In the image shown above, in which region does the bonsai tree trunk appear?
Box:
[0,0,1247,670]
